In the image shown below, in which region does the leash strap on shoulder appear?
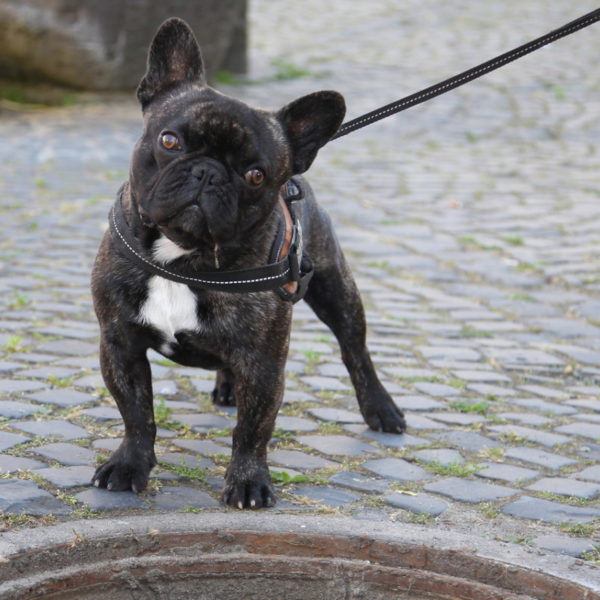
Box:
[331,7,600,140]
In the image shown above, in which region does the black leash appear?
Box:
[332,7,600,140]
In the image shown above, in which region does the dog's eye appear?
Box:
[244,168,265,186]
[160,132,181,151]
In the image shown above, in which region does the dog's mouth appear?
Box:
[146,202,209,250]
[137,156,242,253]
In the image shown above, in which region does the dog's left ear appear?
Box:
[277,91,346,174]
[137,18,205,109]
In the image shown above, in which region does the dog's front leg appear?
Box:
[222,354,287,509]
[93,329,157,492]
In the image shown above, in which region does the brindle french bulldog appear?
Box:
[91,17,405,509]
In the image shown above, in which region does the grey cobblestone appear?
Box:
[525,477,600,500]
[151,486,221,510]
[11,419,91,441]
[429,431,500,452]
[268,449,338,471]
[574,465,600,482]
[391,395,445,411]
[274,416,320,432]
[0,431,30,451]
[176,413,234,431]
[0,380,47,394]
[0,479,72,516]
[554,422,600,440]
[403,414,449,430]
[297,435,379,457]
[26,389,95,408]
[488,424,571,448]
[172,439,229,456]
[13,366,80,380]
[307,407,364,424]
[34,466,96,488]
[411,449,464,466]
[31,443,97,466]
[424,478,517,503]
[384,491,449,516]
[1,0,600,565]
[300,376,351,392]
[428,412,486,426]
[292,485,359,508]
[504,447,578,470]
[158,453,215,472]
[0,400,44,419]
[476,463,540,484]
[344,426,426,448]
[328,471,389,494]
[503,496,600,524]
[363,458,432,482]
[75,488,148,511]
[81,406,121,421]
[511,397,577,416]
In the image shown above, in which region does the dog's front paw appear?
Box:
[92,442,156,493]
[222,457,275,509]
[361,392,406,434]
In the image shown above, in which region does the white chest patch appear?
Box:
[152,235,194,263]
[138,236,199,354]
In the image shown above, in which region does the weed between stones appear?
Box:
[161,458,207,483]
[420,460,480,477]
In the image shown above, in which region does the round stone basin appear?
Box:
[0,514,598,599]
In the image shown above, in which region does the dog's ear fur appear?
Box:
[137,18,205,109]
[277,91,346,174]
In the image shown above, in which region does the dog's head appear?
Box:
[129,18,345,253]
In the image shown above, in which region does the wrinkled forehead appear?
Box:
[183,92,282,151]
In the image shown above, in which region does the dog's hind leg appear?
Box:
[212,368,236,406]
[303,224,406,433]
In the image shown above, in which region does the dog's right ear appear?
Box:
[137,18,205,109]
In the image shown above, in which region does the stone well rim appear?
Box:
[0,513,598,598]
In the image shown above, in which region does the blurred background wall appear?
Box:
[0,0,247,90]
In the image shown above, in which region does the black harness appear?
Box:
[108,179,313,303]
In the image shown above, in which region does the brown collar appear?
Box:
[277,191,298,296]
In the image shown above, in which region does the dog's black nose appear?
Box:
[191,165,206,182]
[192,166,226,187]
[191,159,228,189]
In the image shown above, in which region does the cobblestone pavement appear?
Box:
[1,0,600,564]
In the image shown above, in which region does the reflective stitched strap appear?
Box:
[108,191,295,294]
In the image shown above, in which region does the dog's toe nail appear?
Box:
[93,479,99,487]
[250,499,256,508]
[107,483,113,491]
[238,501,244,510]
